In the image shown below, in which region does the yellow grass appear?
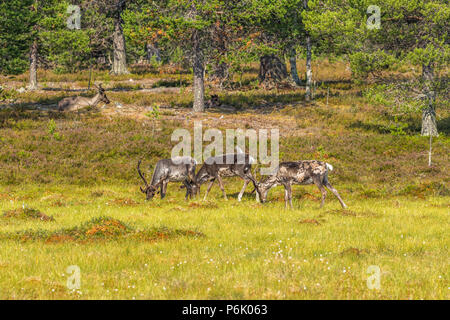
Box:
[0,183,448,299]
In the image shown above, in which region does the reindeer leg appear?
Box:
[289,187,293,209]
[241,171,259,202]
[246,186,259,202]
[250,181,260,202]
[286,183,293,209]
[161,181,168,199]
[183,180,190,201]
[325,182,347,209]
[283,184,289,209]
[314,177,327,208]
[216,175,228,200]
[238,179,249,202]
[203,179,215,201]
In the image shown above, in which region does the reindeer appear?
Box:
[254,160,347,209]
[58,84,110,112]
[137,157,196,200]
[189,153,257,201]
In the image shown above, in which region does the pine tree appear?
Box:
[304,0,449,135]
[0,0,36,75]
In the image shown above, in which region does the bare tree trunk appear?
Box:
[111,1,128,75]
[192,30,205,113]
[305,35,312,100]
[289,47,301,86]
[421,63,438,136]
[28,40,38,90]
[304,0,312,101]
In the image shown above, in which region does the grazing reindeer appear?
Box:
[254,160,347,209]
[58,84,110,112]
[137,157,196,200]
[190,153,257,201]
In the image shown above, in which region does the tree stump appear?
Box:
[258,55,288,88]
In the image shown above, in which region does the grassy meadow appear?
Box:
[0,60,449,299]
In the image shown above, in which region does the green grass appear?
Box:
[0,183,448,299]
[0,59,448,299]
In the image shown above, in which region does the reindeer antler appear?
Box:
[137,160,149,191]
[93,83,104,92]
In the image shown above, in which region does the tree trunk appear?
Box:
[146,42,161,63]
[258,55,288,88]
[192,30,205,113]
[304,0,312,101]
[421,63,438,136]
[289,47,301,86]
[111,2,128,75]
[304,35,312,100]
[28,39,38,90]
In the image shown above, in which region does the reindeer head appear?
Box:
[137,160,158,200]
[252,179,269,203]
[180,180,200,199]
[141,184,158,200]
[257,186,269,203]
[188,181,201,198]
[95,84,110,105]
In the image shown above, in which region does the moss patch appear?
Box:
[0,216,203,243]
[2,207,54,221]
[299,218,321,225]
[340,247,369,257]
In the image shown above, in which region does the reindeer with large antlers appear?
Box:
[58,84,110,112]
[137,157,197,200]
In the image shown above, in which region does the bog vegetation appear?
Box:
[0,0,448,299]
